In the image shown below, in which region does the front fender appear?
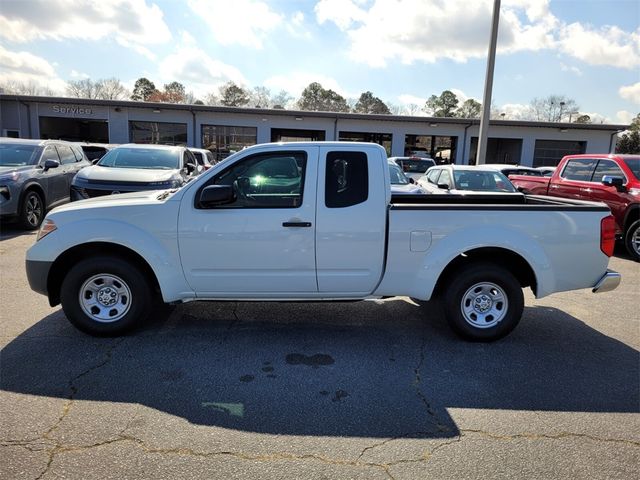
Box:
[26,218,193,303]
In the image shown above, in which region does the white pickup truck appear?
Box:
[26,142,621,341]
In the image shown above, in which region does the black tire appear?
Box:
[443,262,524,342]
[19,190,45,230]
[60,256,153,336]
[624,220,640,262]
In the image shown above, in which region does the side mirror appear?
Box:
[198,185,234,208]
[437,183,449,190]
[43,159,60,172]
[601,175,625,191]
[516,186,525,193]
[409,177,415,184]
[186,162,197,174]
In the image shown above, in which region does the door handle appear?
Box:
[282,222,312,227]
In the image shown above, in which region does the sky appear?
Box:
[0,0,638,124]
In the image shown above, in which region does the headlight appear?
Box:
[0,171,20,182]
[629,188,640,196]
[37,219,57,241]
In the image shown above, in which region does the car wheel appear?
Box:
[624,220,640,262]
[20,190,44,230]
[60,256,153,336]
[443,262,524,342]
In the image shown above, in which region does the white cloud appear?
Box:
[287,11,312,39]
[0,45,66,93]
[70,70,89,79]
[499,103,534,120]
[314,0,638,70]
[398,94,426,106]
[315,0,557,67]
[158,45,248,98]
[616,110,635,124]
[0,0,171,56]
[558,24,640,70]
[188,0,282,49]
[619,82,640,105]
[560,63,582,76]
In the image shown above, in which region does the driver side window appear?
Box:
[211,151,307,208]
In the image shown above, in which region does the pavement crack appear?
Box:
[33,337,126,480]
[222,302,241,343]
[412,331,449,432]
[460,429,640,446]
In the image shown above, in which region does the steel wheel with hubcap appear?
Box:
[443,262,524,342]
[21,190,44,230]
[61,256,153,336]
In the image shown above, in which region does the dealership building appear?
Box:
[0,94,627,167]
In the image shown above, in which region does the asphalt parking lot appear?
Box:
[1,226,638,479]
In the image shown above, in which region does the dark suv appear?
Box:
[0,138,90,229]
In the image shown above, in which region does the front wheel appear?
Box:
[624,220,640,262]
[60,256,153,336]
[20,190,44,230]
[443,263,524,342]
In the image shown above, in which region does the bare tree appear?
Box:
[204,92,220,106]
[0,81,55,96]
[66,79,102,99]
[405,103,422,116]
[271,90,293,109]
[250,86,272,108]
[529,95,579,122]
[96,78,129,100]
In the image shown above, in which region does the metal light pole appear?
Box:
[476,0,501,165]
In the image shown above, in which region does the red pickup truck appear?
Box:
[510,154,640,261]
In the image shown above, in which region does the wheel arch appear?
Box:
[623,205,640,233]
[47,242,161,307]
[19,181,47,208]
[433,247,538,298]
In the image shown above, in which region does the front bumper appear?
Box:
[592,270,621,293]
[26,259,52,296]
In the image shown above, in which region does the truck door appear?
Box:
[178,147,319,295]
[552,157,597,200]
[586,159,628,225]
[315,147,388,295]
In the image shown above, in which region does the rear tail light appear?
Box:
[600,215,616,257]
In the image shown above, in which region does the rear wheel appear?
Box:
[624,220,640,262]
[60,256,153,336]
[443,263,524,342]
[20,190,44,230]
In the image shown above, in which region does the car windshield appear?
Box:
[97,147,180,169]
[622,158,640,179]
[453,170,517,192]
[389,164,410,185]
[0,144,41,166]
[401,159,435,173]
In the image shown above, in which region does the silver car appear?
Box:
[0,138,90,229]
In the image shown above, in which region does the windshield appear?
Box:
[97,147,180,170]
[389,164,409,184]
[453,170,517,192]
[400,159,435,173]
[623,158,640,179]
[0,144,41,166]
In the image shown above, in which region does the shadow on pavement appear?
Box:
[0,222,35,241]
[1,299,638,439]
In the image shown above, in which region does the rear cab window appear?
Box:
[325,151,368,208]
[592,160,626,184]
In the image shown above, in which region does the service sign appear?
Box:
[40,103,108,119]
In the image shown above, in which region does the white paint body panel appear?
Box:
[26,142,612,305]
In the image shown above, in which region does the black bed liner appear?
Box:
[390,193,610,212]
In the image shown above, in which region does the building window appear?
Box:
[533,140,586,167]
[338,131,392,156]
[271,128,325,142]
[129,121,187,145]
[404,135,457,163]
[3,129,20,138]
[469,137,523,165]
[202,125,257,162]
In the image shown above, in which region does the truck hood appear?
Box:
[0,165,35,179]
[76,165,178,183]
[49,189,172,215]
